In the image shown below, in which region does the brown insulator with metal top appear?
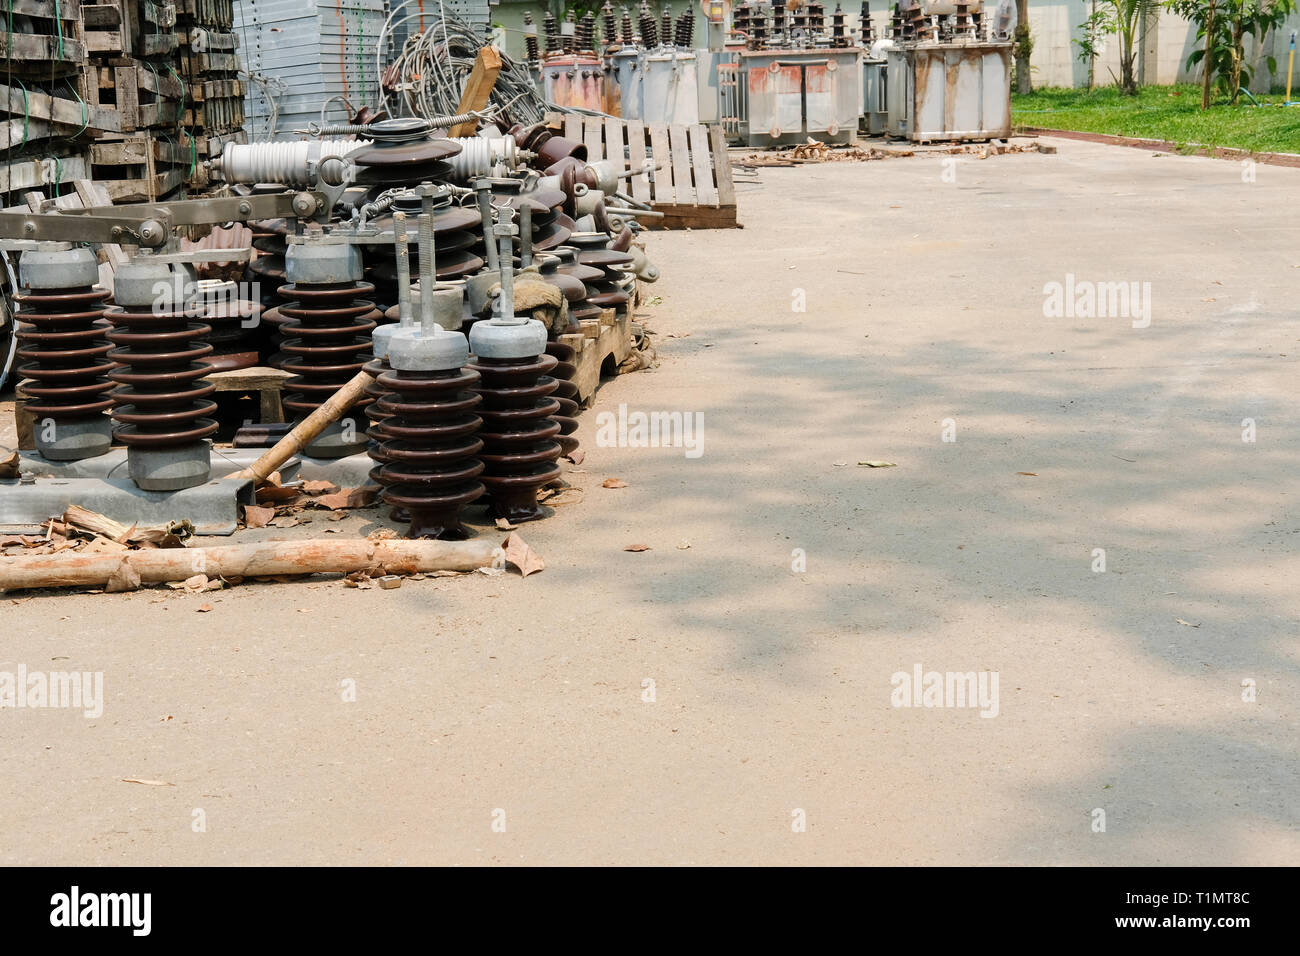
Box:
[105,261,219,490]
[831,4,848,44]
[369,365,485,539]
[194,279,262,372]
[12,246,114,461]
[524,11,540,64]
[750,9,768,48]
[639,1,659,47]
[469,352,564,522]
[578,11,596,51]
[275,242,379,457]
[860,1,874,44]
[674,9,694,47]
[621,8,635,43]
[661,7,673,45]
[543,10,561,52]
[770,2,785,37]
[602,1,617,46]
[563,11,578,52]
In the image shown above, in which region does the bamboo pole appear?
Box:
[0,538,503,592]
[227,369,373,484]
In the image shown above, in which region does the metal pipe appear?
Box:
[475,178,499,271]
[393,211,414,327]
[519,203,533,268]
[417,212,438,332]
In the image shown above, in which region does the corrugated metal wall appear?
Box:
[235,0,496,140]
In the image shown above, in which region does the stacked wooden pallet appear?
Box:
[0,0,119,209]
[176,0,245,188]
[80,0,190,201]
[554,112,740,230]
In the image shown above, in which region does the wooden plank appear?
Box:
[667,124,694,206]
[0,84,119,134]
[582,115,604,162]
[564,113,582,142]
[114,66,140,131]
[625,119,650,203]
[448,45,502,136]
[0,156,89,194]
[644,202,740,230]
[646,123,672,205]
[688,124,718,207]
[710,125,736,206]
[603,115,625,170]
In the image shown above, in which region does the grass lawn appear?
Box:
[1012,84,1300,154]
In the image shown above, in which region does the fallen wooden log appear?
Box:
[0,538,504,592]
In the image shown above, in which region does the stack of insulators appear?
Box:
[772,2,786,36]
[734,3,752,36]
[544,11,561,52]
[368,364,485,540]
[860,1,875,44]
[274,280,379,440]
[831,4,847,44]
[566,233,632,316]
[543,339,581,459]
[602,2,617,46]
[750,10,768,48]
[890,3,902,37]
[621,8,635,43]
[954,0,973,35]
[578,11,596,51]
[659,8,671,46]
[524,12,540,64]
[349,136,461,189]
[548,246,605,323]
[12,256,114,461]
[809,2,825,33]
[674,10,693,47]
[193,279,263,372]
[563,12,578,52]
[105,278,219,479]
[504,187,576,256]
[792,5,808,34]
[469,351,563,523]
[368,199,485,304]
[639,2,658,47]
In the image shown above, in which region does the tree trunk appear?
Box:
[1015,0,1031,94]
[1202,0,1217,109]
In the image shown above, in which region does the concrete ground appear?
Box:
[2,136,1297,865]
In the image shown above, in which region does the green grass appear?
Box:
[1012,84,1300,154]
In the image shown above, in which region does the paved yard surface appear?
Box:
[2,137,1296,865]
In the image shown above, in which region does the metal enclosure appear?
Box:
[608,48,644,118]
[719,47,862,147]
[885,40,1012,142]
[643,50,700,125]
[860,55,887,136]
[541,56,608,111]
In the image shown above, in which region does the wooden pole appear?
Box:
[227,369,373,484]
[0,538,503,592]
[448,46,503,136]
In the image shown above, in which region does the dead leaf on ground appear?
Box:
[243,505,275,529]
[196,603,214,613]
[344,571,374,590]
[858,461,896,468]
[495,518,518,531]
[1176,618,1201,628]
[1016,472,1039,477]
[602,478,628,489]
[121,778,174,787]
[268,515,301,529]
[544,488,584,507]
[676,540,692,550]
[301,480,339,495]
[504,532,545,577]
[624,543,651,552]
[565,449,585,465]
[313,486,380,510]
[0,449,19,479]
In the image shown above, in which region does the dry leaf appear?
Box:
[344,571,373,590]
[268,515,301,528]
[566,449,586,465]
[858,461,896,468]
[302,480,339,495]
[122,778,174,787]
[1016,472,1038,477]
[1176,618,1201,628]
[313,486,380,510]
[602,478,628,489]
[545,488,584,506]
[504,532,545,577]
[0,449,19,479]
[243,505,275,529]
[196,603,214,613]
[476,566,506,576]
[495,518,518,531]
[624,543,651,552]
[676,540,692,550]
[367,528,398,541]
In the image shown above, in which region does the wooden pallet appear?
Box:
[0,78,121,150]
[556,113,739,230]
[89,134,189,202]
[0,0,88,75]
[556,306,634,405]
[83,0,177,59]
[93,61,184,131]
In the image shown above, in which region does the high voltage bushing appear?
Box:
[562,11,578,52]
[750,9,768,49]
[860,1,875,43]
[639,1,659,47]
[621,8,635,43]
[771,2,786,37]
[523,12,540,65]
[675,9,694,47]
[734,3,752,36]
[543,10,561,53]
[12,245,114,461]
[808,2,826,32]
[105,260,217,491]
[276,242,379,458]
[890,2,902,37]
[369,321,484,540]
[194,279,262,373]
[468,221,563,523]
[210,138,363,186]
[831,3,848,45]
[577,11,596,52]
[661,6,673,45]
[602,1,617,45]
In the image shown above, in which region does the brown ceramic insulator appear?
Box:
[13,286,115,428]
[195,280,262,373]
[543,341,581,457]
[468,353,564,522]
[510,123,588,167]
[369,366,485,539]
[275,281,379,420]
[105,304,219,451]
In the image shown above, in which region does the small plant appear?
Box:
[1167,0,1297,105]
